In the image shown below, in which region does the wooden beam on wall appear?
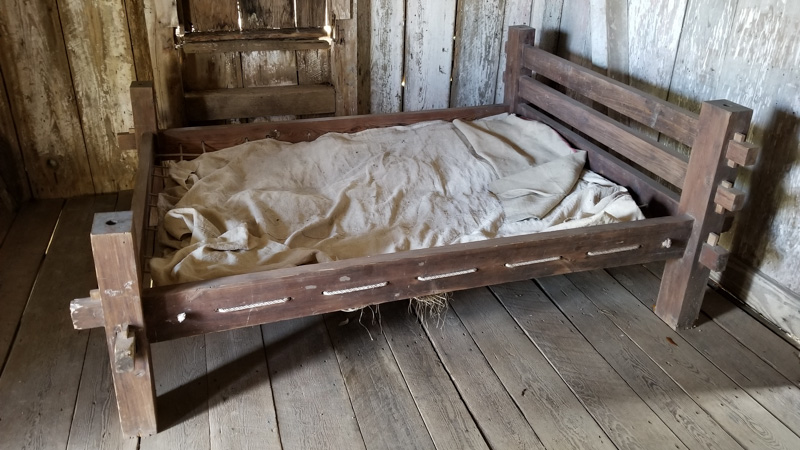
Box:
[183,39,329,54]
[184,85,336,121]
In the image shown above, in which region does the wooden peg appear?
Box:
[699,243,730,272]
[714,181,746,213]
[726,135,760,168]
[707,233,720,246]
[114,324,136,374]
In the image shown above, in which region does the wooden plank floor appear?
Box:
[2,194,800,449]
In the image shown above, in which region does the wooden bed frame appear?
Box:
[70,26,759,438]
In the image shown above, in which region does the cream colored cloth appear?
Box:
[151,114,643,285]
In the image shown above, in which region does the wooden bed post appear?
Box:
[504,26,535,112]
[655,100,754,329]
[89,80,159,438]
[91,213,158,437]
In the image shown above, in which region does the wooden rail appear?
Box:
[518,104,680,217]
[523,46,699,147]
[159,105,509,154]
[519,76,689,188]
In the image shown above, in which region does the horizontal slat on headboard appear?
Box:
[159,105,508,155]
[519,76,689,189]
[184,85,335,121]
[518,104,680,217]
[523,46,699,147]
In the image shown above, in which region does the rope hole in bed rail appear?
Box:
[416,268,478,281]
[586,244,641,257]
[323,281,389,296]
[215,297,290,313]
[505,256,562,268]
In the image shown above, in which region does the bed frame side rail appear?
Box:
[72,216,692,343]
[504,26,760,329]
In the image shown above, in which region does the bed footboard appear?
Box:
[504,26,760,329]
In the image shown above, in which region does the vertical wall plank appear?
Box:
[0,0,94,198]
[332,16,359,116]
[451,0,507,107]
[0,67,29,206]
[494,0,533,104]
[356,0,372,114]
[183,0,242,92]
[530,0,564,54]
[713,4,800,329]
[143,0,184,128]
[403,0,457,111]
[627,0,688,100]
[362,0,405,113]
[555,0,592,66]
[59,0,139,193]
[124,0,155,82]
[666,0,736,113]
[604,0,629,82]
